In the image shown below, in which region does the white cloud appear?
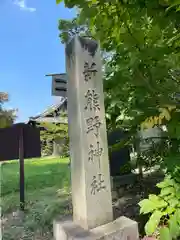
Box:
[13,0,36,12]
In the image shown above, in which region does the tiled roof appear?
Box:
[28,97,67,123]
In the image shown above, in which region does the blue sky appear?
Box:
[0,0,76,122]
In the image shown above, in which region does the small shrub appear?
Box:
[139,171,180,240]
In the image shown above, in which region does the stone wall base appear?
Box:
[53,216,139,240]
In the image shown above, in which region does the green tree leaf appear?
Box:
[168,199,179,208]
[56,0,62,4]
[169,212,180,238]
[149,194,168,208]
[157,177,174,189]
[159,227,172,240]
[160,187,175,197]
[176,209,180,225]
[139,199,157,214]
[162,206,175,215]
[145,210,162,235]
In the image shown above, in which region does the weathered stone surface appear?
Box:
[92,216,139,240]
[110,177,114,190]
[53,216,139,240]
[66,36,113,230]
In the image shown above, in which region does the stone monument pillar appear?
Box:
[53,36,139,240]
[66,36,113,230]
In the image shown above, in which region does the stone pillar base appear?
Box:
[53,216,139,240]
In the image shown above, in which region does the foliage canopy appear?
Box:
[0,92,16,128]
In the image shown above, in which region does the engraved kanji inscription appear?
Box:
[84,89,100,111]
[91,174,106,195]
[83,62,97,82]
[88,141,103,169]
[86,115,102,137]
[88,144,94,163]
